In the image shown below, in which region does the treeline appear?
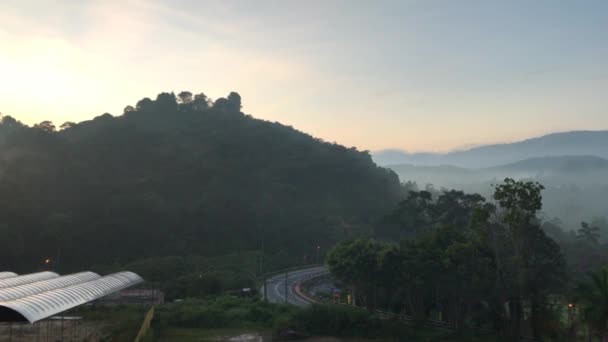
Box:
[0,91,402,272]
[328,178,608,340]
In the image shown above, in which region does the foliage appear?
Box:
[290,304,384,337]
[154,299,463,340]
[577,221,600,245]
[378,189,485,239]
[576,267,608,340]
[155,297,297,329]
[0,91,403,272]
[328,178,569,340]
[326,239,389,309]
[92,251,300,300]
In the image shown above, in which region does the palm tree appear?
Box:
[577,267,608,341]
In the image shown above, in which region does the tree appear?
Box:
[493,178,544,229]
[379,190,485,239]
[327,239,389,309]
[155,92,178,112]
[577,221,600,245]
[434,190,486,227]
[136,97,154,112]
[192,93,210,111]
[227,92,242,111]
[60,121,76,130]
[213,92,242,113]
[0,115,26,136]
[34,120,56,132]
[493,178,566,340]
[177,91,193,104]
[590,217,608,243]
[576,267,608,341]
[123,105,136,114]
[380,190,433,238]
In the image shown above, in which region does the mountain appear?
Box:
[373,131,608,168]
[488,155,608,176]
[0,91,403,272]
[388,155,608,186]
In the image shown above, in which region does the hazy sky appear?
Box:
[1,0,606,152]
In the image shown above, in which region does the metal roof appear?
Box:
[0,272,100,302]
[0,271,143,323]
[0,272,59,289]
[0,272,18,280]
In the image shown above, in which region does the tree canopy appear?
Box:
[0,91,403,272]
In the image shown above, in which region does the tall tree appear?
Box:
[177,91,193,104]
[577,267,608,341]
[327,239,388,309]
[578,221,600,245]
[493,178,566,340]
[227,92,242,111]
[192,93,210,110]
[34,120,56,132]
[60,122,76,130]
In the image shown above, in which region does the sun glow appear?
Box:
[0,35,113,124]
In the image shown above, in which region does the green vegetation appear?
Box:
[105,252,278,300]
[384,155,608,230]
[575,267,608,340]
[74,305,148,342]
[328,179,574,340]
[116,297,495,341]
[0,91,402,272]
[1,91,606,341]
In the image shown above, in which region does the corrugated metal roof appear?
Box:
[0,272,59,289]
[0,271,143,323]
[0,272,18,280]
[0,272,100,302]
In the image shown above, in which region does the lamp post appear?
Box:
[43,258,52,271]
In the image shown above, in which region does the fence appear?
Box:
[296,271,455,330]
[133,306,155,342]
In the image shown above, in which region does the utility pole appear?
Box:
[263,277,268,302]
[261,225,267,302]
[284,271,288,304]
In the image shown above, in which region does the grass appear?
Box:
[69,298,510,341]
[154,327,271,341]
[70,304,149,341]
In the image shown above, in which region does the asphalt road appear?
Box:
[261,266,328,307]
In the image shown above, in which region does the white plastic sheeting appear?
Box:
[0,272,100,302]
[0,272,59,289]
[0,271,143,323]
[0,272,18,280]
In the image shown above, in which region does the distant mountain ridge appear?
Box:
[384,154,608,228]
[387,155,608,185]
[488,155,608,174]
[373,130,608,168]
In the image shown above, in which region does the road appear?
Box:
[261,266,328,306]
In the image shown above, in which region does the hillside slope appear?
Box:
[0,92,403,271]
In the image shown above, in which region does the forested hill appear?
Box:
[0,91,403,272]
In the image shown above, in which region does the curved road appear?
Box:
[261,266,328,307]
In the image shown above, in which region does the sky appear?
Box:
[0,0,607,152]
